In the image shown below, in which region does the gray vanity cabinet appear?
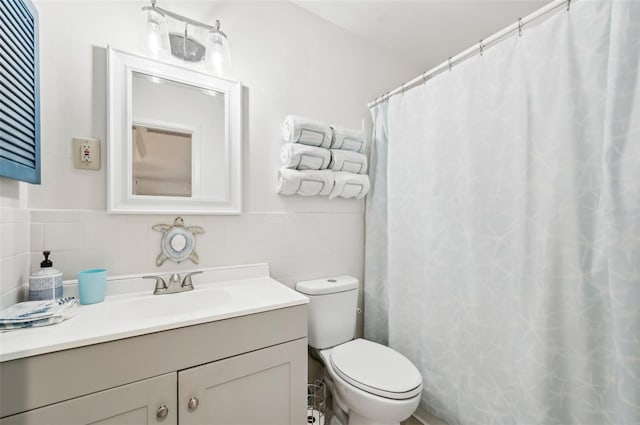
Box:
[0,305,308,425]
[1,339,306,425]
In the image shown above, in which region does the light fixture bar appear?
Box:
[141,0,232,75]
[142,2,225,37]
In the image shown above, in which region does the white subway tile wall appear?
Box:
[0,207,30,308]
[28,210,364,291]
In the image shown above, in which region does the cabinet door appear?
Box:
[178,338,307,425]
[0,373,176,425]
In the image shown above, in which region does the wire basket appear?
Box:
[307,379,326,425]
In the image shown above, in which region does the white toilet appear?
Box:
[296,276,422,425]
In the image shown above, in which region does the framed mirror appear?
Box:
[107,47,242,214]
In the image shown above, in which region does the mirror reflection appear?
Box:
[132,125,192,197]
[131,71,226,199]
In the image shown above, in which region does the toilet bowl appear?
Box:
[319,339,422,425]
[296,276,423,425]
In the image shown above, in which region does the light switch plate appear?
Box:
[72,137,101,170]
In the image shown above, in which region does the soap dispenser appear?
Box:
[29,251,63,301]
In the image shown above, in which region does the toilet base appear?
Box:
[330,405,401,425]
[347,411,400,425]
[325,371,405,425]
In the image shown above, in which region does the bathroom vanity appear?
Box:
[0,264,308,424]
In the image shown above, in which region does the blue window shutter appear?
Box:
[0,0,40,184]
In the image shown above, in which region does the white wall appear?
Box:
[9,1,416,321]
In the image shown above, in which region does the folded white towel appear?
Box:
[330,125,367,153]
[329,149,368,174]
[0,297,78,330]
[277,168,334,196]
[329,171,370,200]
[281,144,331,170]
[282,115,333,148]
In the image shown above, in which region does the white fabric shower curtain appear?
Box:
[365,1,640,424]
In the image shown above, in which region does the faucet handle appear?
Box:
[168,273,181,285]
[182,271,202,289]
[143,275,168,294]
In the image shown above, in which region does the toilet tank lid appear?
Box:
[296,275,358,295]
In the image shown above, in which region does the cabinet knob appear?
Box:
[156,404,169,419]
[188,396,200,411]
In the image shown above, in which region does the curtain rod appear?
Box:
[368,0,572,109]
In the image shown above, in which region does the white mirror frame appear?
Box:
[107,47,242,215]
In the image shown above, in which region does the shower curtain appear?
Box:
[365,1,640,424]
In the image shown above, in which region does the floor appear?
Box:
[402,416,425,425]
[403,411,448,425]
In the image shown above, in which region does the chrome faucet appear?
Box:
[143,271,202,295]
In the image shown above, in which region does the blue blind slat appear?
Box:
[0,59,35,103]
[0,10,35,61]
[0,49,35,97]
[4,0,34,38]
[0,134,35,164]
[0,17,35,71]
[0,0,40,184]
[0,7,31,48]
[8,0,35,22]
[1,95,35,125]
[1,109,35,140]
[0,129,35,151]
[0,148,34,168]
[0,125,36,151]
[0,78,35,122]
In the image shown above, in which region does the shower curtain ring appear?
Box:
[479,39,485,56]
[567,0,571,11]
[401,84,407,95]
[422,72,429,84]
[518,18,523,37]
[448,57,453,72]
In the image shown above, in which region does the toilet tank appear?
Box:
[296,275,359,349]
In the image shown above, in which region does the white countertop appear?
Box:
[0,264,308,362]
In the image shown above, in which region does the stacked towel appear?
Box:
[277,168,334,196]
[281,144,331,170]
[329,171,370,200]
[282,115,333,149]
[278,115,371,200]
[330,125,367,153]
[329,149,368,174]
[0,297,78,330]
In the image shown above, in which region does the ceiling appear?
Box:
[292,0,551,74]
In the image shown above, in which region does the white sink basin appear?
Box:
[110,288,230,321]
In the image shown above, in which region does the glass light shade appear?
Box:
[144,8,169,58]
[206,30,232,76]
[167,20,208,63]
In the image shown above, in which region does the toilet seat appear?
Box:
[329,339,423,400]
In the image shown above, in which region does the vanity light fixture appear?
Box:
[141,0,232,76]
